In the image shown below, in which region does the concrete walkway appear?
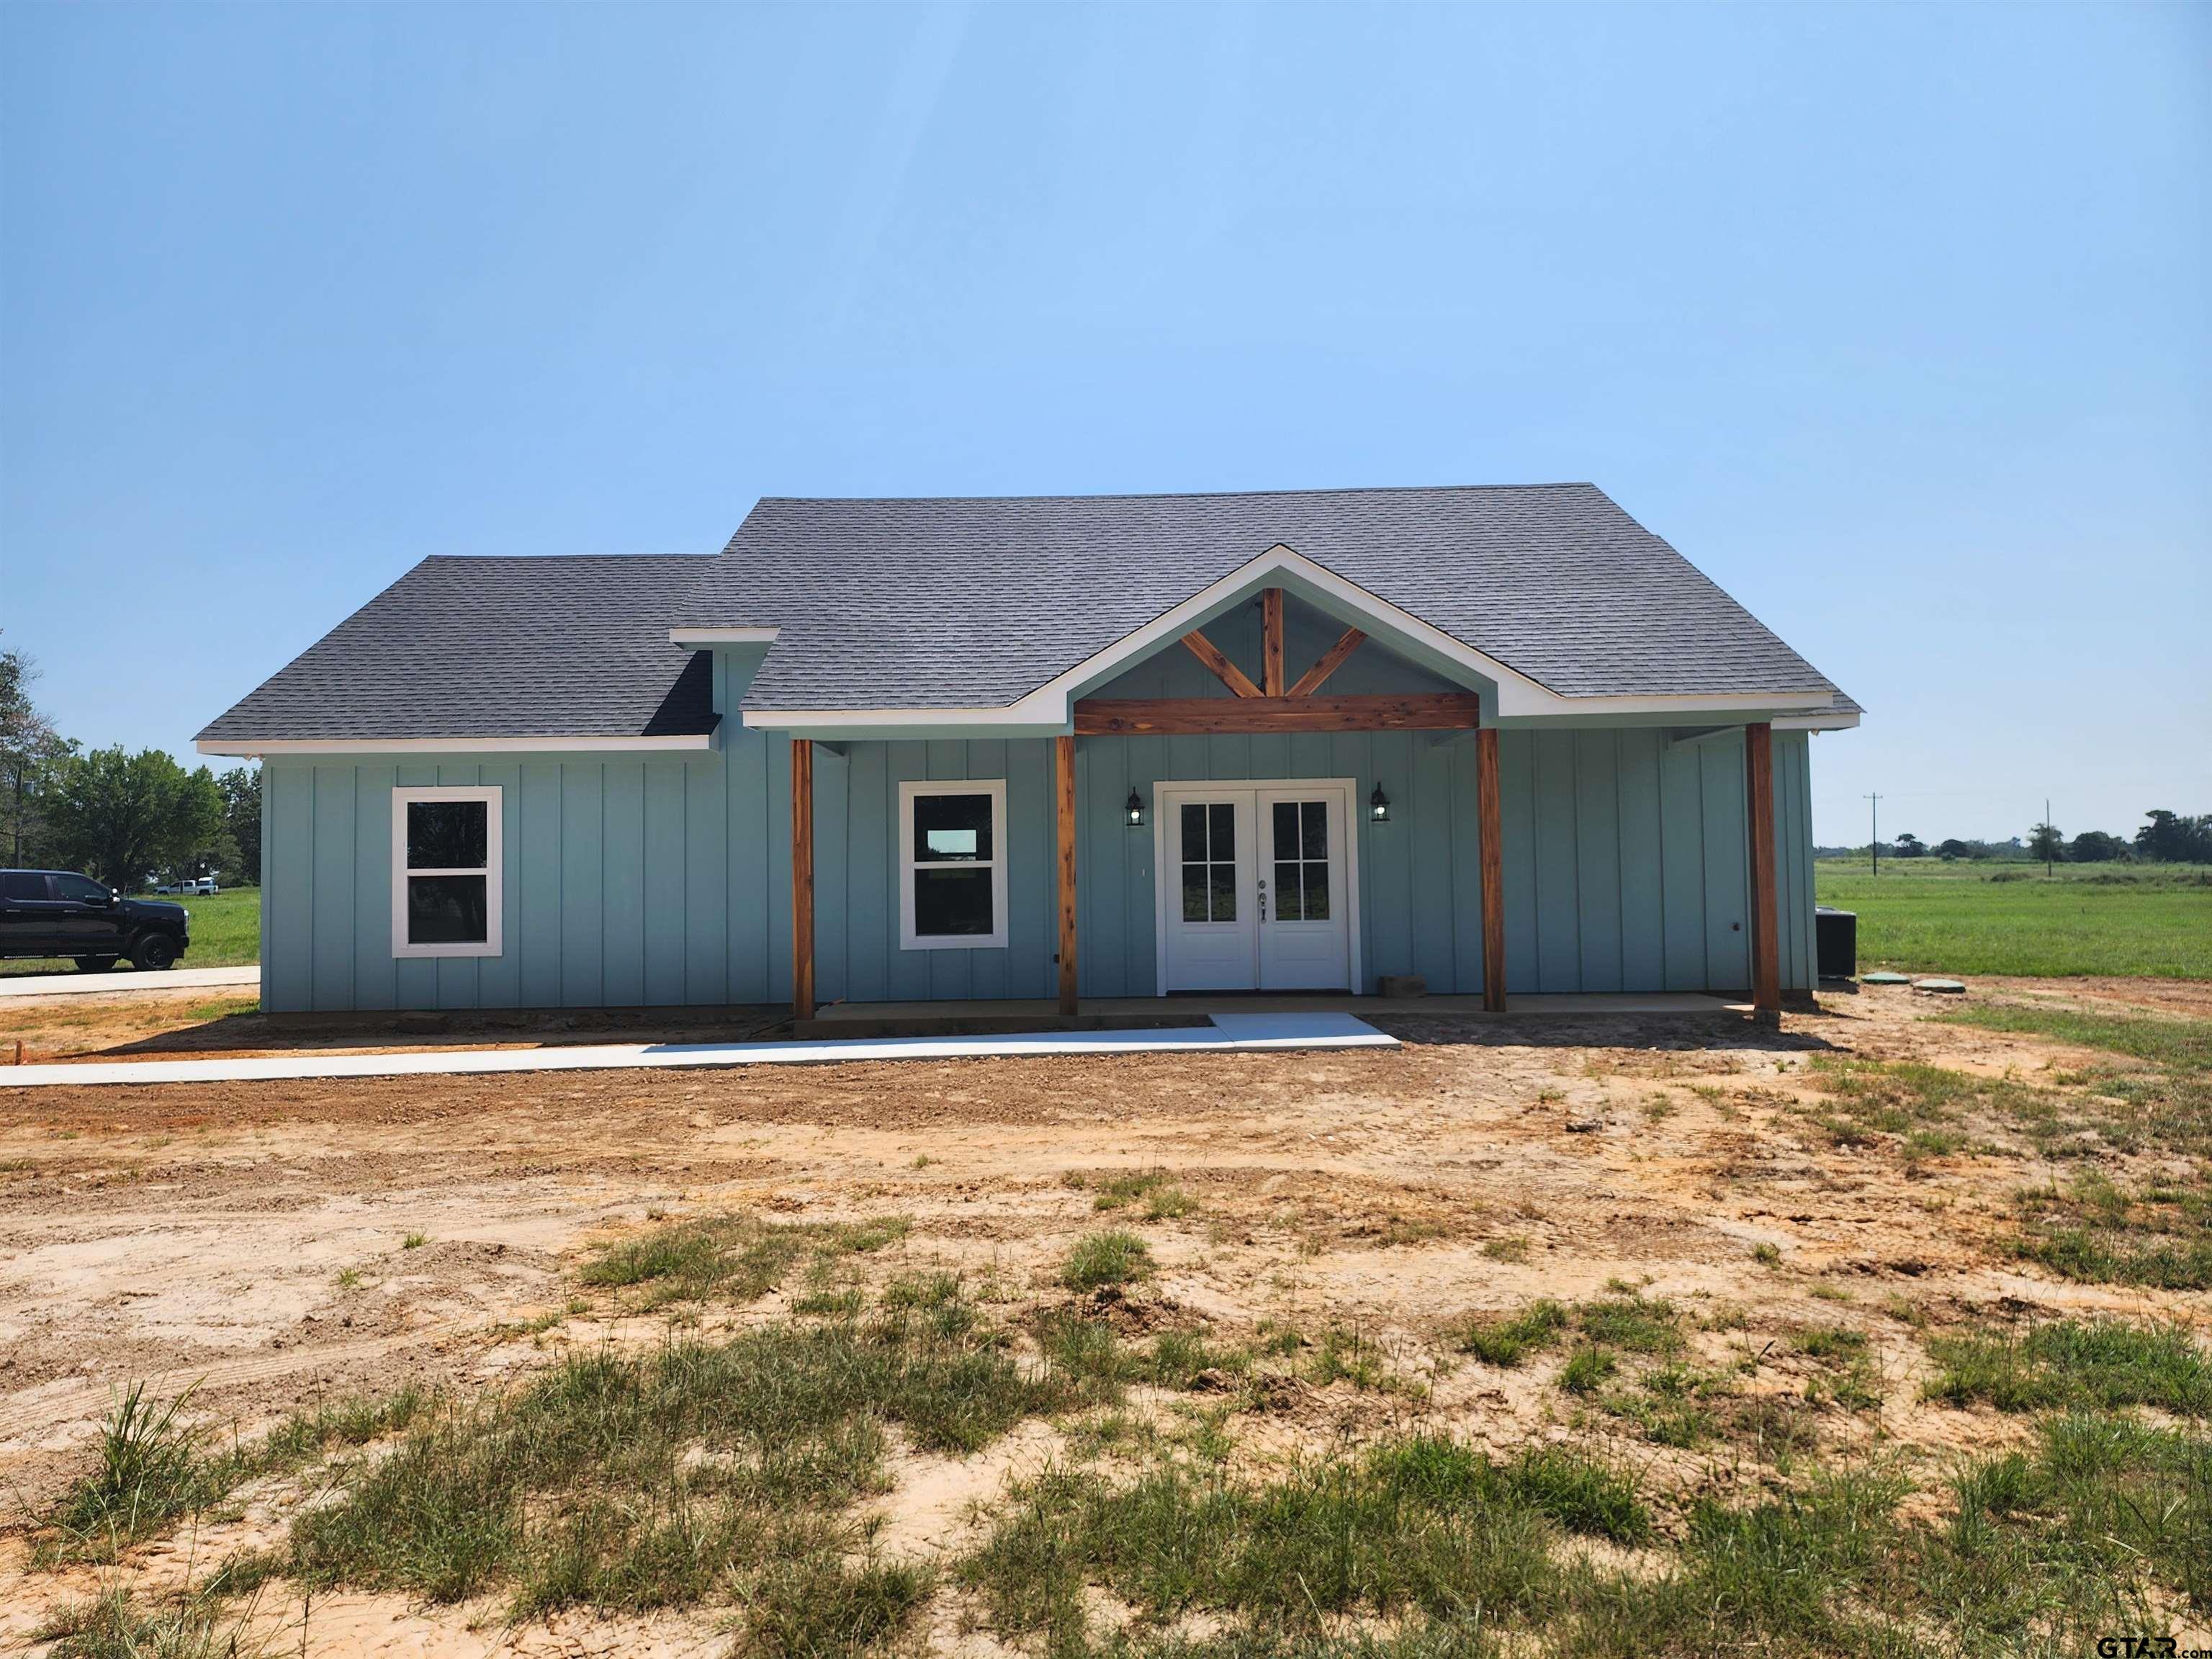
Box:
[0,965,260,1001]
[0,1011,1396,1090]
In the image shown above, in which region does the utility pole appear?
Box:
[1866,793,1881,877]
[2046,797,2054,878]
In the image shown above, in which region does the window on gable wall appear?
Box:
[392,786,503,957]
[898,779,1007,950]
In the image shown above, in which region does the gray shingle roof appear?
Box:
[202,485,1857,746]
[678,483,1849,711]
[198,555,716,745]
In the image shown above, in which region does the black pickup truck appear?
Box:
[0,869,191,971]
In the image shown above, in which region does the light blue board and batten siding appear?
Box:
[1071,725,1814,999]
[258,634,1817,1011]
[260,648,782,1014]
[264,754,755,1014]
[1065,601,1814,996]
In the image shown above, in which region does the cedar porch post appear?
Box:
[791,738,815,1022]
[1055,734,1079,1016]
[1476,722,1506,1013]
[1745,721,1780,1023]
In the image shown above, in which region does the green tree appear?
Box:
[1892,832,1925,859]
[2067,830,2128,863]
[217,765,262,885]
[42,748,225,890]
[2028,821,2064,865]
[0,637,73,864]
[2134,809,2212,865]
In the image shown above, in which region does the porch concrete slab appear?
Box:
[0,966,260,1001]
[0,1011,1396,1091]
[806,992,1750,1022]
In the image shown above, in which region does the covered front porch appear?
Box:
[779,585,1796,1027]
[794,989,1755,1038]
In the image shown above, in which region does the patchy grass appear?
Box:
[734,1555,934,1658]
[1557,1347,1617,1396]
[1573,1292,1683,1355]
[961,1436,1646,1645]
[1564,1466,1913,1656]
[1935,1413,2212,1636]
[39,1382,433,1564]
[1940,1001,2212,1160]
[1060,1229,1154,1292]
[1036,1312,1256,1399]
[289,1300,1062,1629]
[1924,1317,2212,1416]
[40,1384,215,1563]
[1455,1300,1568,1367]
[1806,1051,2202,1161]
[1456,1293,1678,1377]
[2013,1169,2212,1290]
[959,1426,2206,1656]
[2018,1413,2212,1613]
[1940,1002,2212,1072]
[1305,1326,1406,1392]
[1089,1169,1199,1220]
[1807,1056,2024,1137]
[37,1581,269,1659]
[577,1212,909,1309]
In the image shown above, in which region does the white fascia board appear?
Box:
[669,626,780,647]
[737,545,1838,732]
[196,734,717,757]
[1774,711,1861,732]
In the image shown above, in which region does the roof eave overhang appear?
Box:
[195,734,719,758]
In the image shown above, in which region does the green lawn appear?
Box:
[0,887,261,978]
[1816,859,2212,979]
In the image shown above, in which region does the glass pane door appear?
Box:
[1269,799,1331,922]
[1256,789,1350,992]
[1180,802,1239,922]
[1161,793,1258,991]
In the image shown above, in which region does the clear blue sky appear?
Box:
[4,3,2204,846]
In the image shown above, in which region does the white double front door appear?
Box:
[1156,779,1357,993]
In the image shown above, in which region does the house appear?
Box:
[197,485,1857,1019]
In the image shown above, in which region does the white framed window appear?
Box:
[391,786,503,958]
[897,778,1008,950]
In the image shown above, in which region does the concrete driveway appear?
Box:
[0,965,260,1000]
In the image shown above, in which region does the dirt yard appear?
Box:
[1,981,2206,1657]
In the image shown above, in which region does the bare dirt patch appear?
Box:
[3,981,2206,1654]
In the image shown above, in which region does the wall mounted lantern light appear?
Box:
[1369,783,1391,823]
[1125,788,1146,828]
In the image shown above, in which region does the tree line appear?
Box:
[1,637,260,891]
[1822,814,2211,865]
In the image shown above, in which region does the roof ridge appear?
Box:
[751,482,1599,508]
[418,552,714,565]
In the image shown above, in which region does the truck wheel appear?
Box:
[73,955,119,973]
[131,933,180,971]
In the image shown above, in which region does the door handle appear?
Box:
[1257,879,1267,924]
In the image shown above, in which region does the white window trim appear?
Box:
[391,786,504,959]
[897,778,1009,951]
